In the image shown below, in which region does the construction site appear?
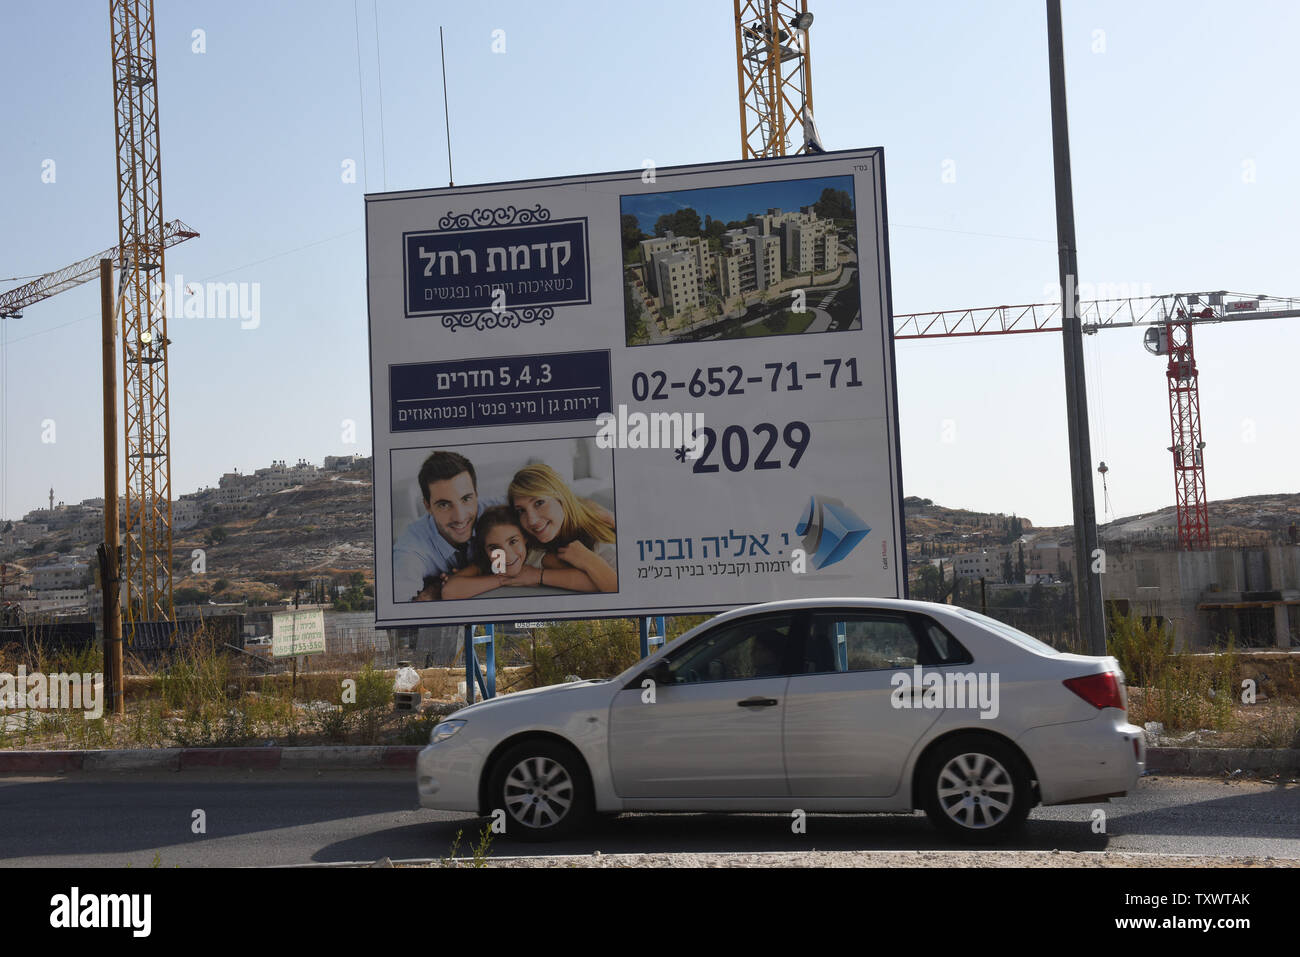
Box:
[2,2,1295,669]
[0,0,1297,891]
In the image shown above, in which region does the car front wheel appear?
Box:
[487,739,592,842]
[920,735,1031,844]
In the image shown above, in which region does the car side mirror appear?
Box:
[642,660,674,687]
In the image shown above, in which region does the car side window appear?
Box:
[805,613,922,673]
[916,616,974,666]
[666,615,795,683]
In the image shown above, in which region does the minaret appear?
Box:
[49,488,54,513]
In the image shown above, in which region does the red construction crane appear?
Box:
[894,290,1300,549]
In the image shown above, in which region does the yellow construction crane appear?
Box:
[0,221,197,321]
[110,0,175,626]
[734,0,819,159]
[3,1,182,632]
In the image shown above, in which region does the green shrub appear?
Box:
[1108,610,1239,733]
[306,705,350,742]
[1107,609,1173,687]
[397,712,439,745]
[344,664,392,744]
[526,619,641,688]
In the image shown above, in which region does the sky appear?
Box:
[1,0,1298,529]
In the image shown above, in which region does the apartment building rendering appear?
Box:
[640,233,711,318]
[637,206,841,321]
[622,176,858,345]
[717,227,782,300]
[786,216,838,273]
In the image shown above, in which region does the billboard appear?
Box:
[366,149,904,627]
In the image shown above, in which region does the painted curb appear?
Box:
[3,746,1294,776]
[0,746,423,773]
[83,749,182,772]
[281,747,381,770]
[1146,747,1300,776]
[180,748,283,770]
[0,751,83,773]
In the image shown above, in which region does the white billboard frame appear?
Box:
[365,148,907,628]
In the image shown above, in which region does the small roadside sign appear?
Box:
[272,609,326,658]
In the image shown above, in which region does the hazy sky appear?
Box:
[2,0,1297,528]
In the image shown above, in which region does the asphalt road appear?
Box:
[0,771,1295,867]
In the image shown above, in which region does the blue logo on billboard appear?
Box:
[403,204,590,329]
[796,495,871,569]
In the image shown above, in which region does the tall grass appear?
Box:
[1108,609,1239,732]
[1107,609,1174,688]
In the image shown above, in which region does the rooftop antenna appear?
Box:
[440,26,454,187]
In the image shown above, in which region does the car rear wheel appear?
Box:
[488,739,592,842]
[920,735,1031,844]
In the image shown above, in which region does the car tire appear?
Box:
[487,739,592,843]
[919,734,1032,844]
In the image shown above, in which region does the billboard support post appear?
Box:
[464,623,495,703]
[639,616,669,658]
[99,259,124,717]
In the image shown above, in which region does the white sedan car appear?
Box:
[417,598,1145,843]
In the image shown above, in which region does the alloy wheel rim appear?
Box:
[504,756,574,829]
[936,752,1014,830]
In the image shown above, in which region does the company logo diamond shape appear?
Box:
[796,495,871,569]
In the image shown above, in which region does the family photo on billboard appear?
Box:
[390,437,617,604]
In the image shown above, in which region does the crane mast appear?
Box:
[734,0,816,159]
[110,0,174,624]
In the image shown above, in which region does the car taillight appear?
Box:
[1063,672,1125,711]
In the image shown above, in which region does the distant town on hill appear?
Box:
[2,461,1296,630]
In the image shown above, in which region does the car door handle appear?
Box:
[737,696,779,707]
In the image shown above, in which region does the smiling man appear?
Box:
[392,451,500,602]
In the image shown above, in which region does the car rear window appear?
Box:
[949,608,1061,656]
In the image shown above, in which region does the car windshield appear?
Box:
[950,607,1060,656]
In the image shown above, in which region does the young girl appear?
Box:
[508,464,618,593]
[440,505,604,599]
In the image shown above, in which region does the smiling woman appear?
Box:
[509,463,618,593]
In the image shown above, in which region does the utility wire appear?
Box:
[353,0,370,191]
[375,0,388,190]
[3,228,363,347]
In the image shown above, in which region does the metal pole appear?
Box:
[1046,0,1106,656]
[99,260,124,717]
[439,26,454,187]
[463,623,474,704]
[483,623,495,699]
[638,617,649,659]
